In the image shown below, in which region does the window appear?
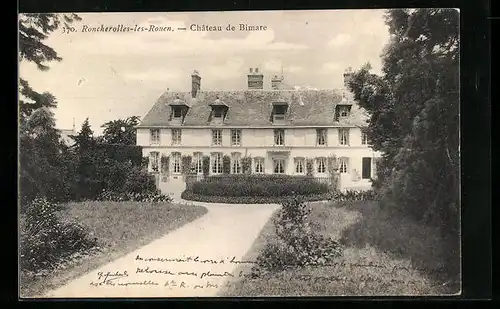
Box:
[339,157,349,173]
[254,158,264,173]
[316,129,327,146]
[231,129,241,146]
[171,129,181,145]
[173,108,182,118]
[150,129,160,144]
[150,152,159,172]
[295,158,305,174]
[317,157,326,173]
[172,152,181,174]
[273,104,287,122]
[339,128,350,145]
[339,106,350,117]
[362,157,372,179]
[274,129,285,146]
[194,153,203,174]
[212,129,222,146]
[273,159,285,174]
[361,129,368,145]
[231,153,242,174]
[211,153,223,174]
[213,109,223,118]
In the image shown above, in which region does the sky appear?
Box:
[19,10,390,135]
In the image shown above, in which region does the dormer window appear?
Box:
[168,96,190,124]
[335,105,352,120]
[272,102,288,123]
[340,106,350,117]
[173,108,183,119]
[209,97,229,124]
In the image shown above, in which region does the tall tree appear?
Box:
[101,116,141,145]
[19,13,81,119]
[19,13,82,205]
[348,9,459,227]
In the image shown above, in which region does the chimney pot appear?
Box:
[249,68,253,73]
[255,68,259,73]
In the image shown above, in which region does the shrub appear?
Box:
[96,189,173,203]
[330,189,378,202]
[20,198,99,276]
[123,167,157,194]
[251,196,342,274]
[189,174,330,197]
[141,157,149,170]
[181,190,330,204]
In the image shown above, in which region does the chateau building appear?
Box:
[136,67,382,191]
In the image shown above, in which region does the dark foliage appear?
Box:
[347,9,459,229]
[188,174,330,197]
[181,190,331,204]
[20,198,99,277]
[251,196,342,275]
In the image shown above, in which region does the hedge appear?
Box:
[188,174,331,197]
[181,190,331,204]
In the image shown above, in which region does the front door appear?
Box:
[362,157,372,179]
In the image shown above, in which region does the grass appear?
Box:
[218,200,460,297]
[19,201,208,298]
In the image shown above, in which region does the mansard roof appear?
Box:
[137,90,369,128]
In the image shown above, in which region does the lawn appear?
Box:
[19,201,208,298]
[218,200,460,297]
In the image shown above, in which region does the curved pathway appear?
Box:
[43,196,280,298]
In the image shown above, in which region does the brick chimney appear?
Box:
[343,67,353,88]
[247,67,263,90]
[191,70,201,98]
[271,74,284,90]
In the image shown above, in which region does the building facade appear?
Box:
[136,68,382,191]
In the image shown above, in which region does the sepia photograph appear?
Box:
[18,9,460,298]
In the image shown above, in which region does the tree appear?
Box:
[347,9,459,227]
[19,14,81,120]
[100,116,141,145]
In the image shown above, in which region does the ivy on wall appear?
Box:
[161,154,170,174]
[242,156,252,174]
[222,155,231,174]
[181,155,192,175]
[202,156,210,176]
[306,158,314,176]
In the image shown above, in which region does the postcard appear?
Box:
[18,9,461,298]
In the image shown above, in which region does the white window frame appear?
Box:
[150,129,160,144]
[211,152,223,174]
[171,129,182,145]
[317,129,327,146]
[231,153,242,174]
[295,158,305,174]
[339,128,350,146]
[273,159,285,174]
[231,129,241,146]
[212,129,222,146]
[339,157,349,174]
[274,129,285,146]
[317,157,327,174]
[150,151,160,172]
[172,152,181,174]
[194,153,203,174]
[254,157,264,174]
